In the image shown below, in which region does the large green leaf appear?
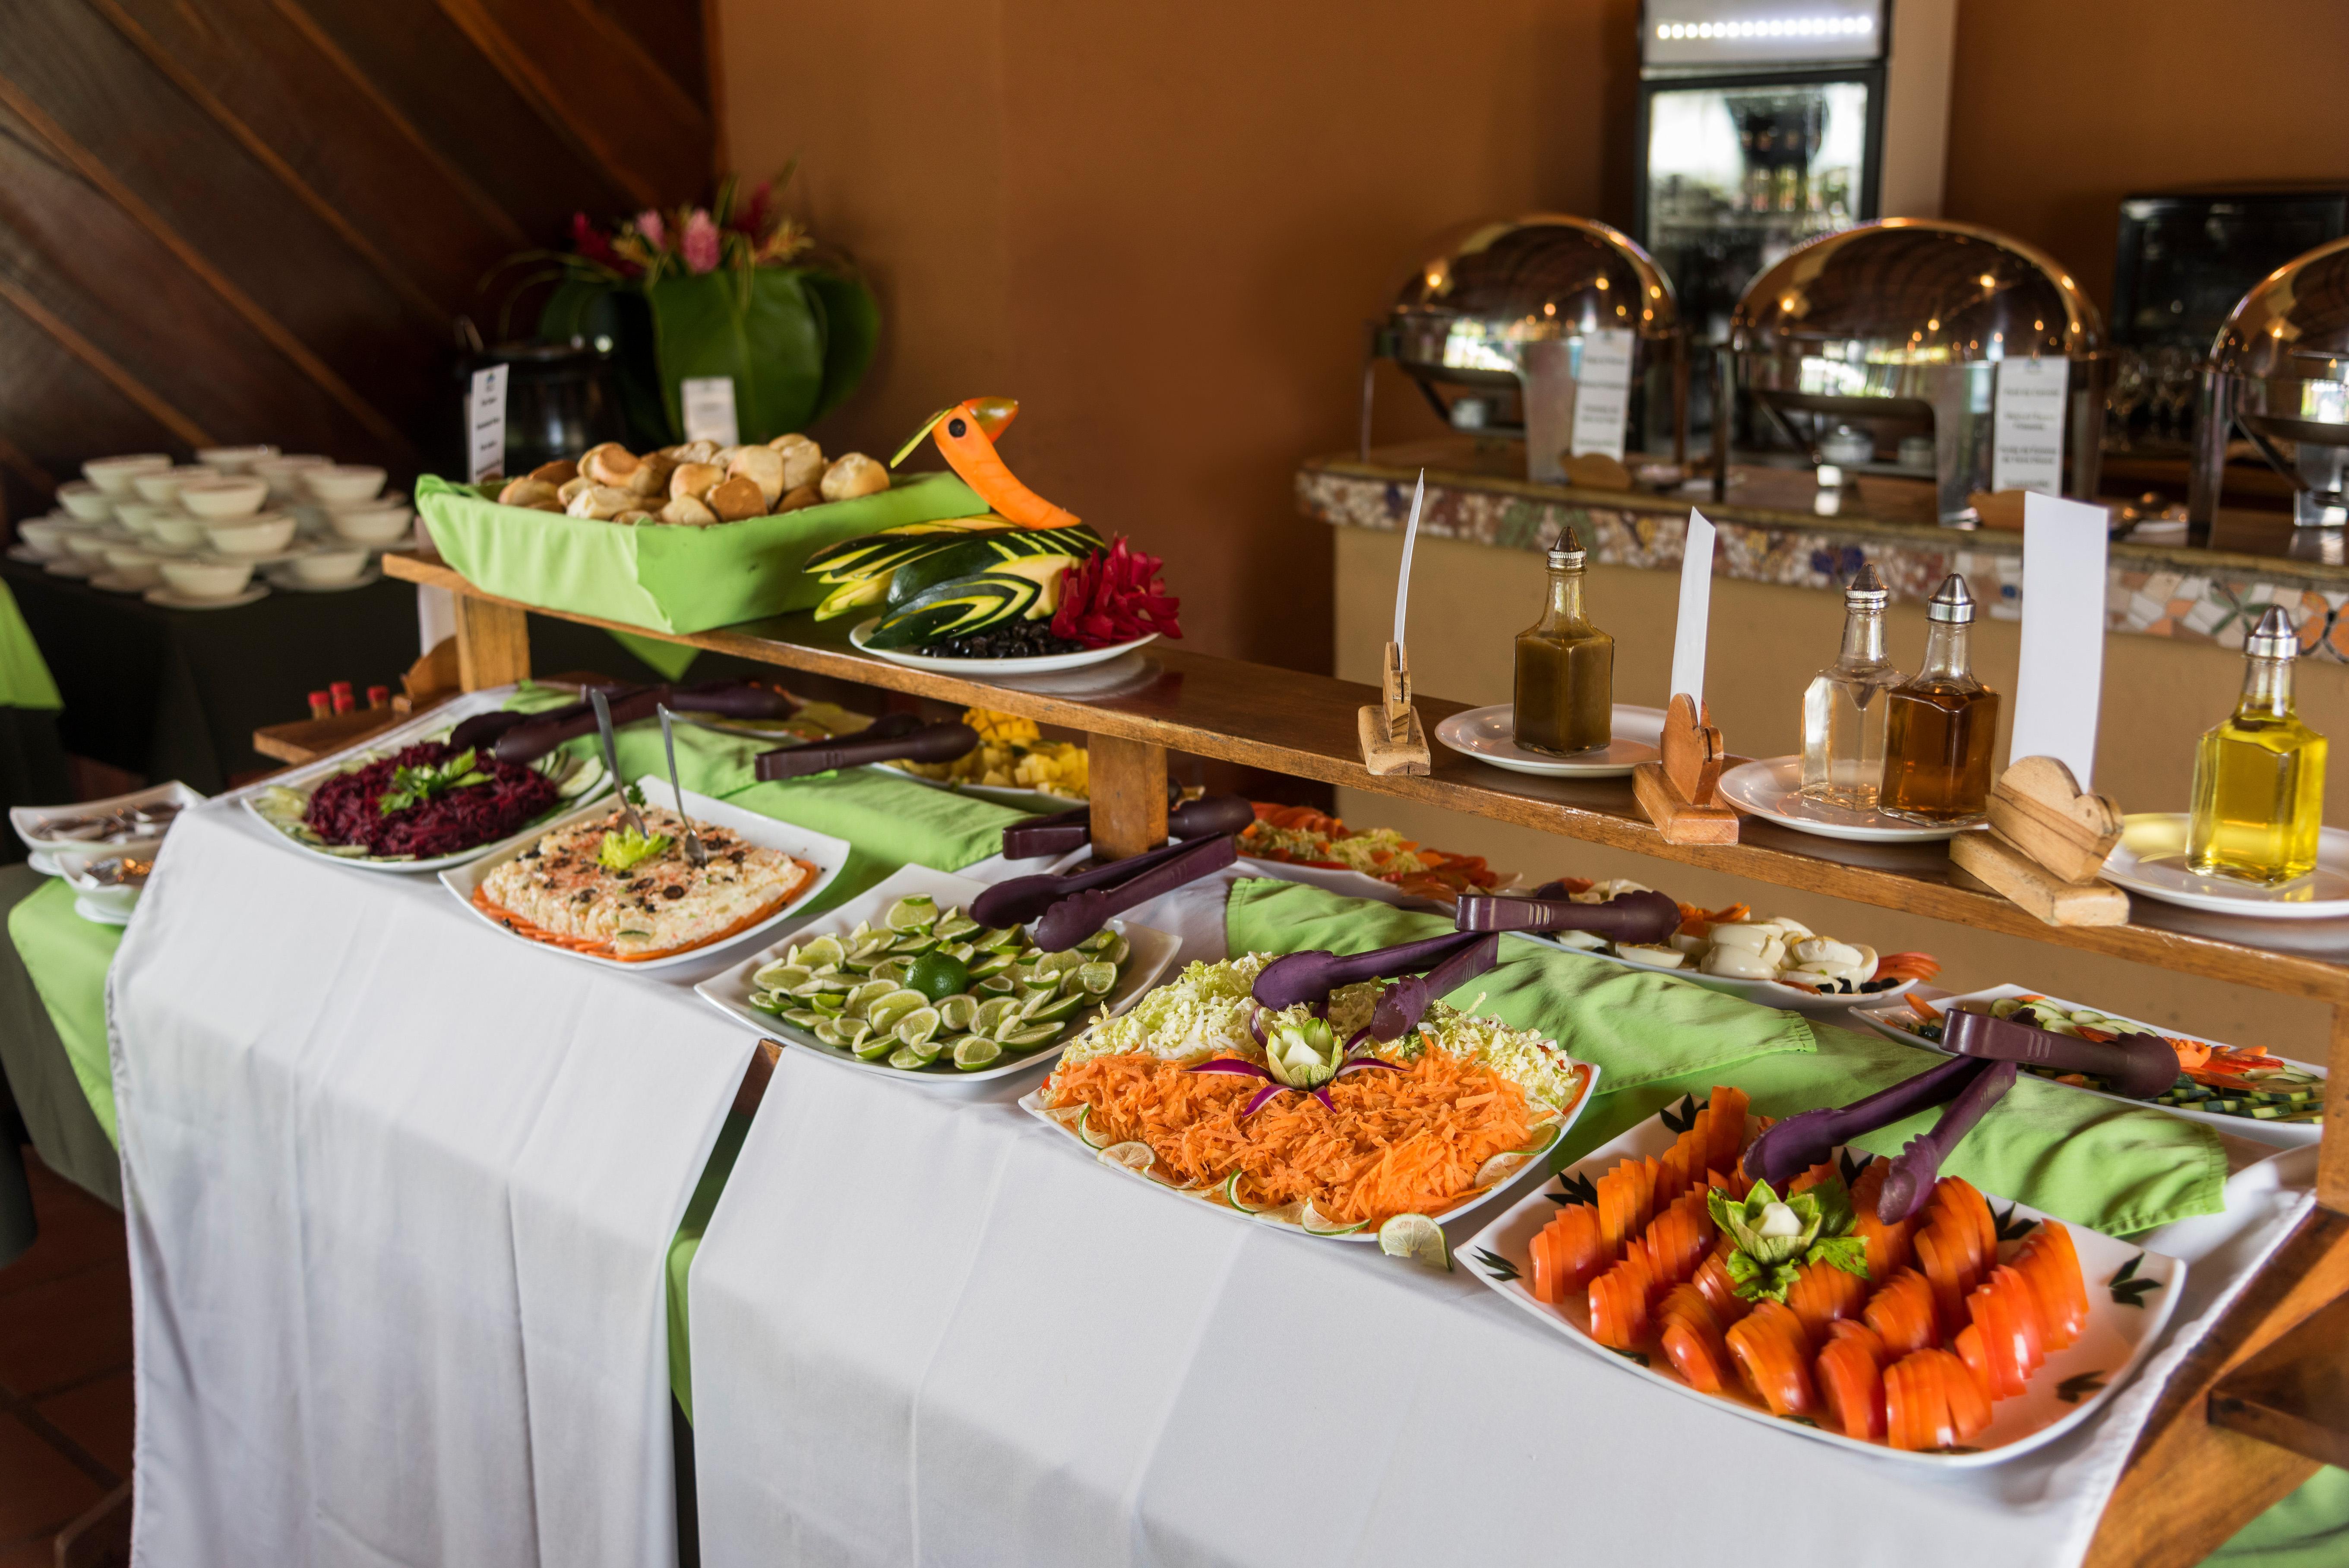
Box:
[646,271,825,444]
[800,269,880,422]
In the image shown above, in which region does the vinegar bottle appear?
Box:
[1881,575,2001,822]
[1801,563,1906,809]
[2188,606,2327,883]
[1512,527,1614,755]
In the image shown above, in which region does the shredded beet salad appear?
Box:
[302,740,560,858]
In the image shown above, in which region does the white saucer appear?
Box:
[143,585,269,611]
[73,895,132,926]
[1715,755,1973,843]
[89,572,161,594]
[6,545,56,565]
[849,619,1156,675]
[262,566,382,594]
[2101,812,2349,920]
[26,849,61,877]
[45,559,96,578]
[1433,703,1665,778]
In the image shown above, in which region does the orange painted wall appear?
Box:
[720,0,1638,669]
[1941,0,2349,310]
[719,0,2348,671]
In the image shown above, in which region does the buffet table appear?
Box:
[54,532,2345,1568]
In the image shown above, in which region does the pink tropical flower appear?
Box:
[681,209,721,274]
[634,209,666,250]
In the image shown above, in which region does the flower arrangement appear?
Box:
[563,174,817,285]
[514,164,878,448]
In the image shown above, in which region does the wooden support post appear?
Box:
[2083,1205,2349,1568]
[454,596,531,692]
[2209,1292,2349,1467]
[1089,733,1168,860]
[2323,1000,2349,1216]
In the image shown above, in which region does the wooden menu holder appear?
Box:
[1632,694,1738,844]
[1357,641,1430,777]
[1947,756,2129,926]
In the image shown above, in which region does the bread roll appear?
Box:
[705,475,766,521]
[820,452,888,501]
[580,443,640,487]
[657,494,719,527]
[772,483,821,514]
[768,433,824,492]
[498,477,560,509]
[727,445,786,506]
[670,462,724,501]
[528,459,578,486]
[566,485,637,521]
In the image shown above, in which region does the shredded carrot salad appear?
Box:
[1050,1049,1536,1225]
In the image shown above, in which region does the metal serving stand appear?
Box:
[1362,215,1685,482]
[2193,234,2349,529]
[1717,218,2107,522]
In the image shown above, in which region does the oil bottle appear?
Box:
[2188,606,2327,883]
[1512,526,1614,754]
[1881,575,2001,822]
[1801,563,1906,809]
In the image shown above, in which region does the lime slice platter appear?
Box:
[696,866,1181,1084]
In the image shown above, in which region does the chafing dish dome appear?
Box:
[2211,234,2349,383]
[1390,215,1678,383]
[1732,218,2101,365]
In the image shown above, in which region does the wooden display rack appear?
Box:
[371,549,2347,1566]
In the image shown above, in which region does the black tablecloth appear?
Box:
[1,563,780,792]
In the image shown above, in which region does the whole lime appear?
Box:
[905,950,971,1003]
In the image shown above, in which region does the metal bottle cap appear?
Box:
[1845,562,1887,607]
[1925,573,1976,625]
[2245,604,2299,660]
[1548,524,1586,569]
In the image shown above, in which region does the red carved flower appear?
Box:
[1052,537,1182,648]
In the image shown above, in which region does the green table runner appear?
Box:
[0,579,60,711]
[1222,879,2226,1236]
[9,877,124,1145]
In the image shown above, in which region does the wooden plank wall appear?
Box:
[0,0,717,522]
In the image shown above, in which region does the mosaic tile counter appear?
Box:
[1298,443,2349,663]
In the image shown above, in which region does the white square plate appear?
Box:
[439,777,847,972]
[1849,984,2325,1147]
[1460,1095,2185,1466]
[696,865,1180,1083]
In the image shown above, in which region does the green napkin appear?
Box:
[1222,879,2227,1236]
[1224,878,1815,1092]
[720,770,1028,914]
[502,680,774,798]
[0,580,60,711]
[8,879,123,1144]
[417,471,986,635]
[610,631,700,682]
[2212,1468,2349,1567]
[667,1109,750,1423]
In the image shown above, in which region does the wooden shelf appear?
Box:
[382,550,2349,1004]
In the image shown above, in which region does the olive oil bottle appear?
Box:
[2188,606,2327,883]
[1801,563,1906,809]
[1881,575,2001,823]
[1512,527,1614,754]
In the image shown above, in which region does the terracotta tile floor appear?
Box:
[0,1152,131,1562]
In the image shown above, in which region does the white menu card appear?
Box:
[1569,329,1636,462]
[1992,357,2068,496]
[2008,491,2110,789]
[465,364,508,484]
[1669,509,1718,705]
[681,376,742,447]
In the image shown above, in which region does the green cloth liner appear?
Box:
[609,630,700,682]
[2209,1467,2349,1566]
[9,878,124,1144]
[667,1109,750,1425]
[0,580,61,711]
[416,470,985,635]
[1221,879,2227,1236]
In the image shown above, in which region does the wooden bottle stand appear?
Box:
[1948,756,2128,926]
[1631,694,1738,844]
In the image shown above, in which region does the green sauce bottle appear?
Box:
[1512,527,1613,755]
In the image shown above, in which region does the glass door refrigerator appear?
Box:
[1634,0,1889,437]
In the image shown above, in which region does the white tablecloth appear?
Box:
[686,875,2318,1568]
[108,799,759,1567]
